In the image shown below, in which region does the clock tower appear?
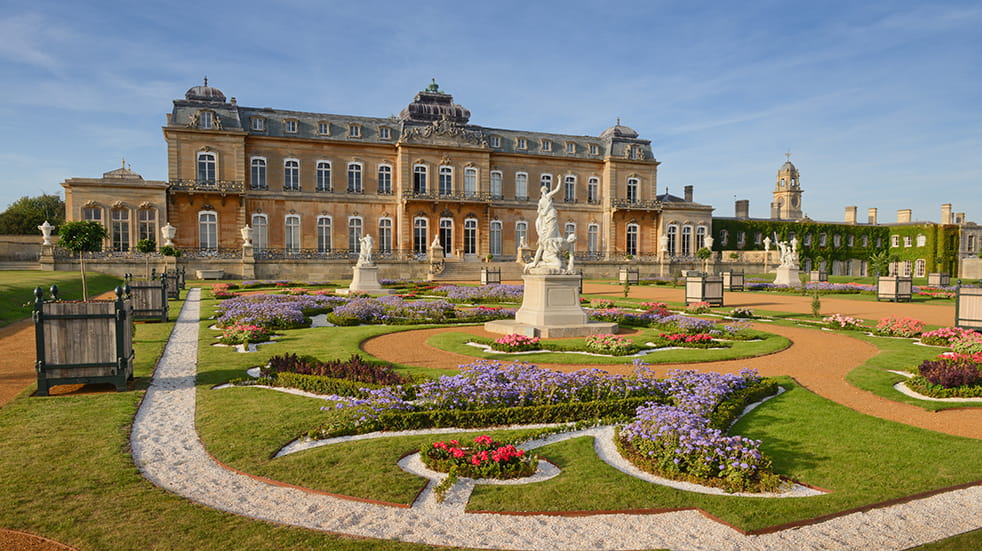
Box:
[771,153,803,220]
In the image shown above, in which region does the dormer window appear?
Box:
[378,126,391,139]
[628,146,638,160]
[516,137,527,150]
[541,140,552,152]
[317,121,330,135]
[348,124,361,138]
[489,135,501,148]
[284,119,298,133]
[200,111,213,129]
[566,142,575,154]
[251,117,265,131]
[589,144,599,155]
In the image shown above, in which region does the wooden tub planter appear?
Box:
[33,285,134,396]
[125,274,168,322]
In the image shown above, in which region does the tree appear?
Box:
[58,221,108,300]
[0,193,65,234]
[696,247,713,272]
[136,238,156,279]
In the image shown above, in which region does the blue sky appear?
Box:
[2,0,980,224]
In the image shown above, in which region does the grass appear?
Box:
[428,329,790,365]
[0,270,123,328]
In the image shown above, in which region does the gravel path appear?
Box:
[130,289,982,551]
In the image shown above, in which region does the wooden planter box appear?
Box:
[927,272,950,286]
[151,267,183,298]
[618,267,639,284]
[721,271,744,291]
[125,275,168,322]
[955,286,982,330]
[877,276,913,302]
[481,267,501,285]
[33,286,134,396]
[810,270,828,282]
[686,274,724,306]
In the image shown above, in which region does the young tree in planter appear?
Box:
[58,221,109,300]
[136,238,156,279]
[696,247,713,272]
[159,245,181,273]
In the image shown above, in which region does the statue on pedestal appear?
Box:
[357,234,374,266]
[240,225,253,247]
[525,181,575,274]
[38,221,53,246]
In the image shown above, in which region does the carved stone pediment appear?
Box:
[400,116,488,148]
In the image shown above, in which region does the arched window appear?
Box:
[696,226,707,250]
[564,222,576,239]
[252,214,268,251]
[347,163,362,193]
[316,216,331,253]
[587,177,599,203]
[719,229,728,246]
[464,218,478,255]
[439,218,453,255]
[540,174,552,191]
[348,217,363,254]
[439,166,453,195]
[377,165,392,194]
[564,175,576,202]
[490,171,502,198]
[413,217,428,255]
[626,224,639,256]
[82,205,102,224]
[515,221,528,252]
[316,161,331,192]
[378,218,392,254]
[682,225,692,256]
[138,208,156,243]
[111,208,130,252]
[197,152,216,184]
[413,165,428,194]
[626,178,639,204]
[667,225,678,256]
[489,220,502,256]
[284,159,300,191]
[587,224,599,256]
[285,214,301,252]
[515,172,528,200]
[464,167,477,197]
[198,211,218,250]
[250,157,267,190]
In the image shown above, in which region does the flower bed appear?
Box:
[728,307,755,319]
[906,355,982,399]
[591,298,615,309]
[652,332,729,349]
[430,284,524,304]
[920,327,976,347]
[218,323,272,345]
[822,313,865,330]
[584,334,637,355]
[686,301,711,314]
[421,435,538,480]
[874,315,924,338]
[214,294,347,329]
[491,334,541,352]
[210,283,238,299]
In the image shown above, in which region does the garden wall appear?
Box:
[0,235,41,261]
[961,258,982,280]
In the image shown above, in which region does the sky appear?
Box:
[1,0,980,224]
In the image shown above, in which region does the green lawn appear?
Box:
[0,270,123,328]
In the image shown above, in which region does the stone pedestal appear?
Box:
[484,273,617,338]
[774,265,802,288]
[39,244,55,271]
[341,265,396,295]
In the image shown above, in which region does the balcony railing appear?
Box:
[169,179,245,193]
[610,197,663,210]
[177,247,242,259]
[252,248,424,261]
[402,190,494,202]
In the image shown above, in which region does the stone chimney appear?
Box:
[771,202,781,219]
[956,212,965,224]
[845,206,857,224]
[897,209,912,223]
[683,185,693,202]
[735,199,749,219]
[941,203,953,225]
[868,208,878,225]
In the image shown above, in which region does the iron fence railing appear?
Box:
[168,179,245,193]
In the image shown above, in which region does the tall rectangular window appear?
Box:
[682,226,693,256]
[587,177,598,203]
[490,171,502,198]
[439,166,453,195]
[348,218,363,254]
[316,161,331,192]
[252,214,268,251]
[626,224,638,256]
[251,158,267,190]
[464,167,477,197]
[515,221,528,251]
[285,215,300,252]
[414,165,427,194]
[564,175,576,202]
[347,163,362,193]
[284,160,300,191]
[138,209,156,242]
[316,216,331,253]
[489,221,502,256]
[82,207,102,223]
[627,178,639,204]
[587,224,599,256]
[439,218,453,255]
[378,165,392,194]
[378,218,392,254]
[464,219,477,255]
[515,173,528,200]
[667,225,677,257]
[696,226,706,250]
[199,212,217,250]
[197,152,216,184]
[111,209,130,252]
[413,218,428,255]
[564,223,576,240]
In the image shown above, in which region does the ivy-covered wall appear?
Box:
[885,224,960,275]
[711,218,889,265]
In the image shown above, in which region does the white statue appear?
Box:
[659,233,669,253]
[430,236,441,250]
[763,236,772,251]
[791,236,798,254]
[777,240,799,268]
[39,220,53,246]
[357,234,374,266]
[161,223,176,247]
[525,181,575,275]
[240,224,253,246]
[705,235,714,250]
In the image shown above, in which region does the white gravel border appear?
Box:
[130,289,982,550]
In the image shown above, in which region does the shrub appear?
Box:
[639,302,671,316]
[729,307,754,319]
[218,324,272,345]
[591,298,614,309]
[875,315,924,338]
[421,435,538,480]
[686,301,711,314]
[919,357,982,388]
[920,327,974,346]
[653,332,729,349]
[950,330,982,355]
[584,334,636,355]
[491,334,541,352]
[263,353,409,386]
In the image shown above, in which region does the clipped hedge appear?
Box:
[709,378,780,430]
